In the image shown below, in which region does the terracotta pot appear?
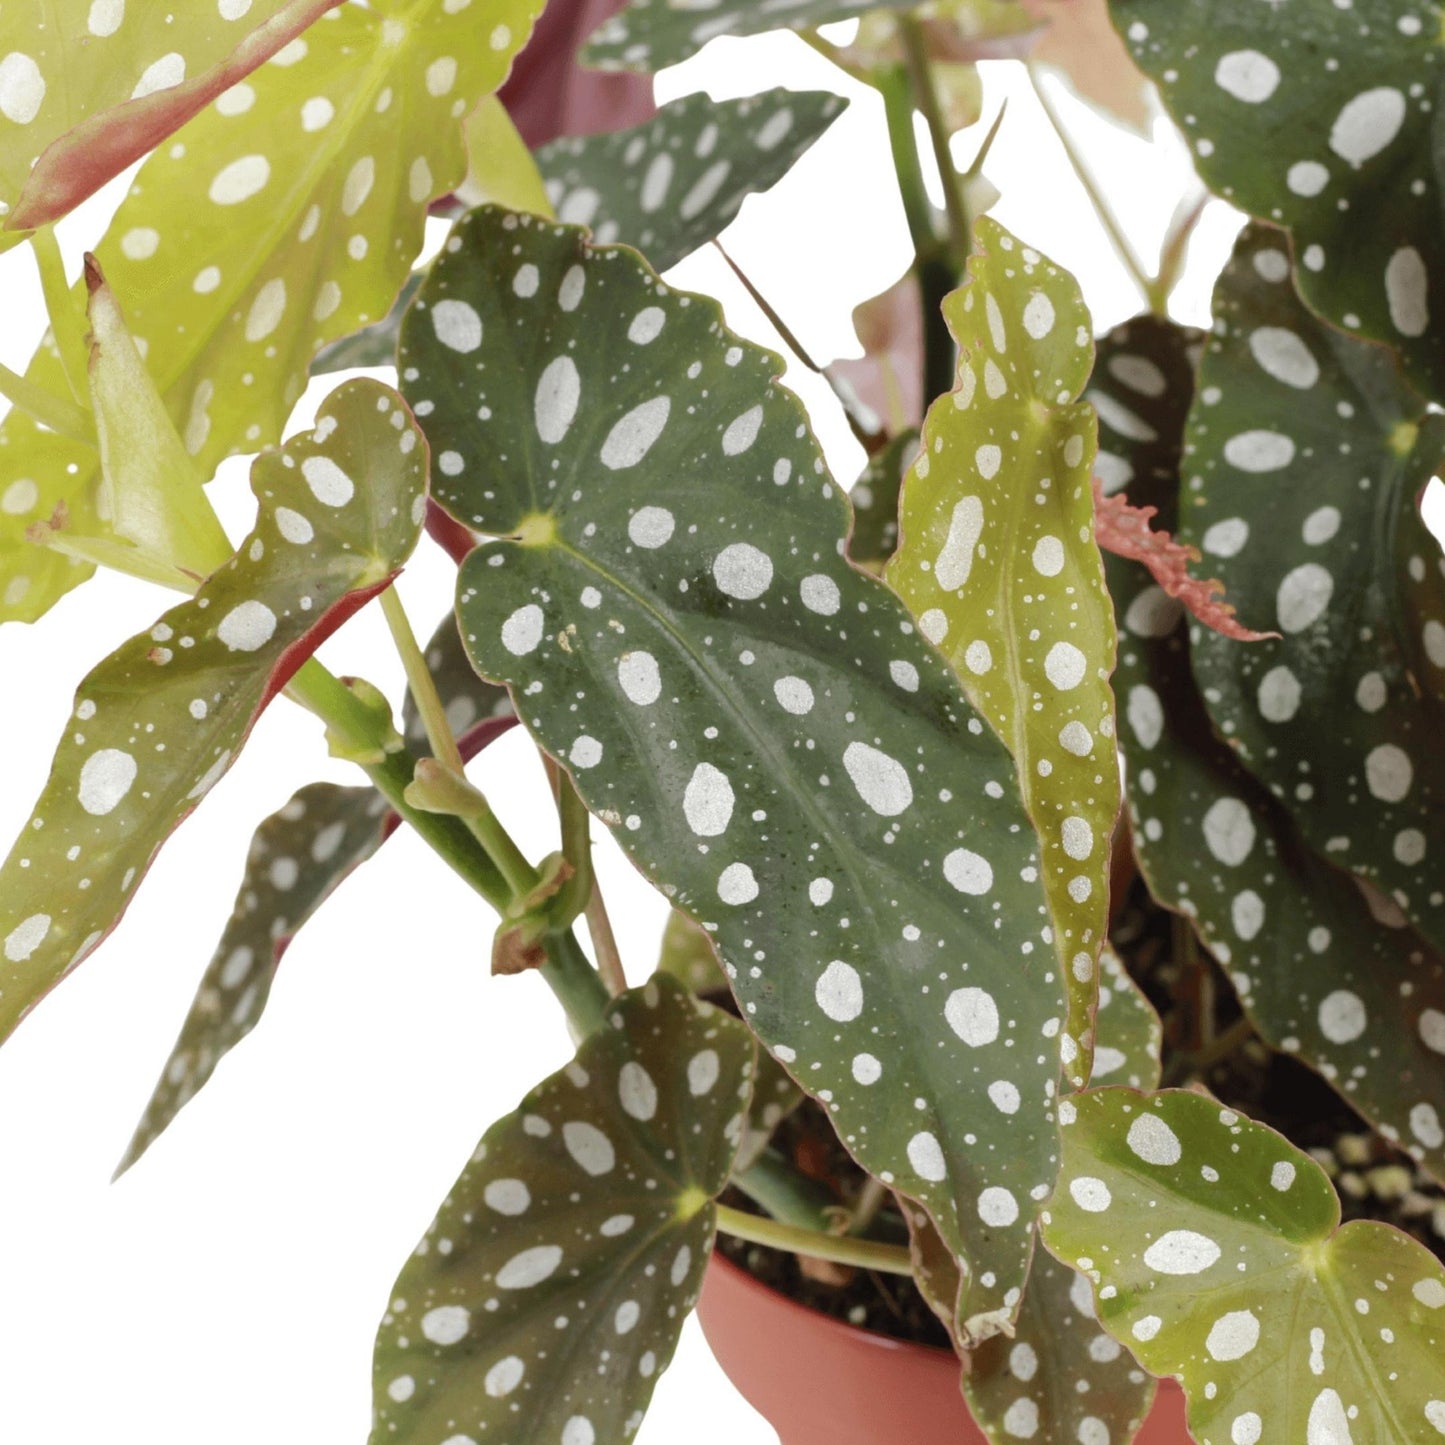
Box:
[698,1253,1192,1445]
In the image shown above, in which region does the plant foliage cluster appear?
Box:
[1,0,1444,1440]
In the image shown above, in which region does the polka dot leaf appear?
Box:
[965,1247,1157,1445]
[901,972,1162,1438]
[887,217,1119,1091]
[1099,315,1445,1183]
[1116,0,1445,405]
[536,88,848,272]
[654,908,803,1170]
[404,206,1065,1344]
[0,378,427,1046]
[117,613,513,1177]
[369,974,755,1445]
[1180,223,1445,955]
[1044,1087,1445,1444]
[0,0,340,234]
[0,0,537,625]
[582,0,1009,73]
[116,780,391,1177]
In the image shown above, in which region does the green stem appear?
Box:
[30,226,91,406]
[0,356,94,443]
[714,1205,915,1276]
[285,658,511,911]
[898,17,972,269]
[879,66,958,413]
[732,1148,840,1230]
[540,929,611,1038]
[845,1176,891,1238]
[380,585,463,773]
[1028,65,1161,313]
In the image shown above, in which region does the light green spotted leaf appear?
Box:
[0,0,537,625]
[0,0,340,233]
[965,1247,1156,1445]
[1114,0,1445,404]
[404,206,1064,1343]
[846,430,915,573]
[118,610,512,1174]
[653,908,801,1169]
[1044,1088,1445,1444]
[1179,224,1445,952]
[116,779,391,1174]
[0,379,426,1046]
[536,88,847,272]
[1090,946,1162,1092]
[887,218,1118,1090]
[1095,314,1445,1182]
[370,974,754,1445]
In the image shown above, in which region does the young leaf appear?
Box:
[965,1248,1156,1445]
[1114,0,1445,404]
[1092,482,1273,643]
[0,0,340,234]
[0,0,538,626]
[0,379,426,1046]
[404,207,1065,1343]
[116,781,391,1174]
[370,975,754,1445]
[1043,1088,1445,1443]
[455,96,556,220]
[118,612,513,1174]
[82,255,234,585]
[1180,224,1445,953]
[536,88,848,272]
[1096,315,1445,1182]
[887,218,1119,1090]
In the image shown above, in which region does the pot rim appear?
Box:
[706,1248,961,1363]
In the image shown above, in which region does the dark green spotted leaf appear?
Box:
[0,379,426,1045]
[1115,0,1445,404]
[117,610,511,1174]
[1097,314,1445,1182]
[116,780,390,1174]
[0,0,537,625]
[1044,1088,1445,1443]
[0,0,339,233]
[1178,224,1445,952]
[654,908,800,1168]
[536,88,847,272]
[846,430,915,573]
[965,1247,1156,1445]
[370,974,754,1444]
[583,0,1019,73]
[887,219,1119,1090]
[405,206,1064,1343]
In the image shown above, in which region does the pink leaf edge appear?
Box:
[1093,479,1278,643]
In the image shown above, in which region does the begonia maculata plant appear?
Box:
[2,0,1444,1440]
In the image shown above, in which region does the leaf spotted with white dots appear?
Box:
[401,206,1064,1344]
[369,975,754,1445]
[1045,1088,1445,1444]
[1116,0,1445,405]
[0,379,426,1046]
[888,217,1120,1092]
[1180,224,1445,953]
[537,88,847,272]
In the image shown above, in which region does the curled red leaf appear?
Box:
[1093,479,1278,642]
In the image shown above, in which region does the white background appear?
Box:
[0,21,1428,1445]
